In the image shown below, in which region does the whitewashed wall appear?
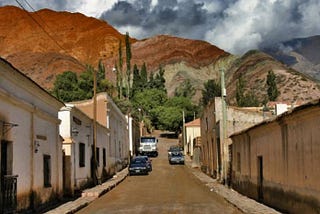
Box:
[0,59,64,211]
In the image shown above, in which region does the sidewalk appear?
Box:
[45,168,128,214]
[185,156,282,214]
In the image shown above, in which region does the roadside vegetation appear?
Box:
[51,33,280,134]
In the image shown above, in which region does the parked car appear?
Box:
[128,158,149,176]
[168,152,185,165]
[168,145,183,159]
[135,155,152,171]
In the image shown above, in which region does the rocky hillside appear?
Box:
[224,50,320,105]
[0,6,126,89]
[263,35,320,80]
[1,6,320,105]
[105,35,229,101]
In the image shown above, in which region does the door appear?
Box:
[257,156,263,201]
[1,140,17,213]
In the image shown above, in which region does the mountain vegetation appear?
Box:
[1,6,320,133]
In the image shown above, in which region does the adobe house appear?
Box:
[71,92,130,173]
[230,99,320,213]
[0,58,64,212]
[200,97,267,182]
[184,118,201,157]
[59,104,113,196]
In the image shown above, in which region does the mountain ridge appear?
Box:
[1,5,320,105]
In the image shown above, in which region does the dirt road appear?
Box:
[77,132,242,214]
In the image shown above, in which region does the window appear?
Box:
[103,148,106,167]
[79,143,85,167]
[96,147,100,166]
[43,155,51,187]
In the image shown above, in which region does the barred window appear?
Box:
[79,143,85,167]
[96,147,100,166]
[103,148,106,167]
[43,155,51,187]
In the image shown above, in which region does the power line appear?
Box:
[15,0,68,54]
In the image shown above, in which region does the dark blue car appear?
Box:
[128,158,149,176]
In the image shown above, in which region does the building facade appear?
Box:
[231,99,320,213]
[0,58,64,212]
[59,104,114,196]
[184,118,201,157]
[72,92,129,174]
[200,97,267,182]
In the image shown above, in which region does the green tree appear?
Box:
[78,65,96,99]
[131,89,168,130]
[236,74,246,107]
[52,61,110,102]
[140,62,148,88]
[52,71,81,102]
[117,40,123,99]
[125,32,132,99]
[147,71,155,89]
[201,79,221,106]
[150,65,166,92]
[174,79,195,99]
[132,64,142,95]
[153,96,199,132]
[266,70,279,101]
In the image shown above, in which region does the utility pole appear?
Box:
[182,110,187,155]
[220,68,228,185]
[93,68,98,185]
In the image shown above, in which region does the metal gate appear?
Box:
[1,175,18,213]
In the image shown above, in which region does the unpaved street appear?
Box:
[77,132,242,214]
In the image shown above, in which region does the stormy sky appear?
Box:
[2,0,320,54]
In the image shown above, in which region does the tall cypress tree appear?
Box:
[140,62,148,88]
[266,70,279,101]
[132,64,141,96]
[118,40,123,99]
[125,32,132,99]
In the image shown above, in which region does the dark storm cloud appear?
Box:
[100,0,320,54]
[100,0,212,40]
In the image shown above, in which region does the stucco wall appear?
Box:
[200,97,267,181]
[231,104,320,213]
[72,93,129,174]
[0,59,64,211]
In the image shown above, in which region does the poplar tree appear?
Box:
[125,32,132,99]
[266,70,279,101]
[117,40,123,99]
[140,62,148,88]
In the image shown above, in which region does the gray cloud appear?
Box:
[101,0,320,54]
[1,0,320,54]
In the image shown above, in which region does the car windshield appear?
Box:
[141,137,156,143]
[169,146,181,151]
[171,153,183,157]
[132,159,146,164]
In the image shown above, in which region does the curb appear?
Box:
[45,168,128,214]
[185,157,281,214]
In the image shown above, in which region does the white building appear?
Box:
[59,104,99,196]
[71,92,129,173]
[184,118,201,157]
[0,58,64,212]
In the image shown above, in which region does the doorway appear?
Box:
[257,156,263,201]
[1,140,17,213]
